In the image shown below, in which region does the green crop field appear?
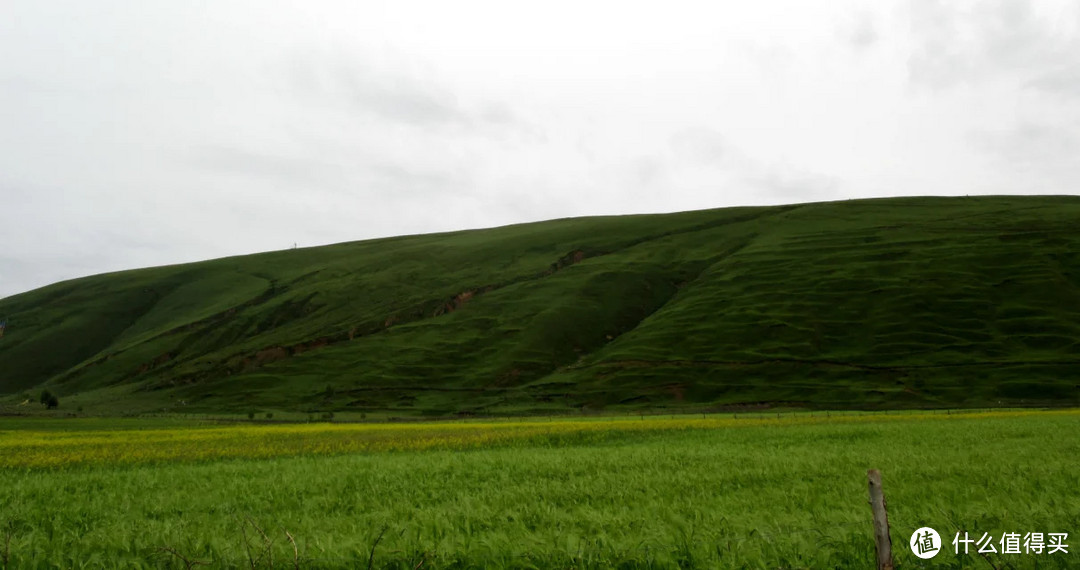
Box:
[1,410,1077,568]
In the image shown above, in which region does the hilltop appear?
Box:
[2,196,1079,416]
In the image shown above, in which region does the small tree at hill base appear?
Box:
[39,389,59,409]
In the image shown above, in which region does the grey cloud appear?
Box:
[746,166,842,203]
[190,145,467,199]
[670,128,727,165]
[611,156,669,192]
[969,123,1079,175]
[288,51,525,133]
[630,156,666,188]
[668,129,841,204]
[191,147,333,186]
[0,178,198,300]
[364,161,471,198]
[336,65,463,127]
[906,0,966,88]
[478,101,517,126]
[838,11,879,51]
[908,0,1077,89]
[1027,65,1080,99]
[0,257,41,301]
[743,43,795,76]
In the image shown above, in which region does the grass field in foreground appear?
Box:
[0,411,1078,568]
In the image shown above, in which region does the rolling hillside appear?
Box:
[2,196,1079,415]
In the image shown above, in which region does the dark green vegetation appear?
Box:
[2,196,1079,415]
[1,412,1077,568]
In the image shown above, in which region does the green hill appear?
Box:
[2,196,1079,415]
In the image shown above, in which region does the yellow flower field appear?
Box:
[1,409,1071,469]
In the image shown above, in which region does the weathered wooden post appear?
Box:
[867,469,894,570]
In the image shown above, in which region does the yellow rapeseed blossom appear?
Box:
[0,409,1074,469]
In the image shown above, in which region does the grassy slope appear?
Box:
[1,196,1079,414]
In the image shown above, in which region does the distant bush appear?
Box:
[247,412,255,420]
[39,389,59,409]
[321,411,335,420]
[265,412,273,419]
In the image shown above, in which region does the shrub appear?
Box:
[39,389,59,409]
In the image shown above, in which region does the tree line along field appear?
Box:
[1,410,1077,568]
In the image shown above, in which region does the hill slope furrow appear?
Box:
[137,247,608,389]
[54,280,282,384]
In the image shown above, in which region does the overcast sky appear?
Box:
[2,0,1079,299]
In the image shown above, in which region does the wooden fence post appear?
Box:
[867,469,894,570]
